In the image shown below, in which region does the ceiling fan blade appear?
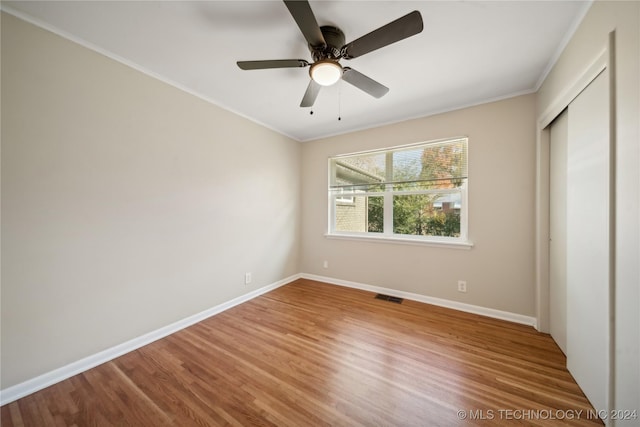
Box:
[300,80,322,107]
[342,67,389,98]
[283,0,326,48]
[237,59,310,70]
[342,11,423,59]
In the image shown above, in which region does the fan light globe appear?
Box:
[310,61,342,86]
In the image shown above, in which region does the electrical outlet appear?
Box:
[245,272,252,285]
[457,280,467,293]
[323,260,329,269]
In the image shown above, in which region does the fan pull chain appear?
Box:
[337,81,342,121]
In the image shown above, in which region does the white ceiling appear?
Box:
[3,1,591,142]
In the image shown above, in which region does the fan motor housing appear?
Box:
[309,26,345,61]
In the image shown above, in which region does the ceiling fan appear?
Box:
[237,1,423,108]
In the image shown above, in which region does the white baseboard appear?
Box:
[1,272,537,406]
[0,274,301,406]
[300,273,537,328]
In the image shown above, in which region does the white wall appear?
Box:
[0,13,301,389]
[537,1,639,422]
[301,94,537,317]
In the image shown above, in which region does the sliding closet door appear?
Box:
[549,109,569,355]
[566,69,609,416]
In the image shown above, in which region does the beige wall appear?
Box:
[301,94,537,316]
[537,1,639,421]
[0,13,301,389]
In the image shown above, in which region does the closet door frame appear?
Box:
[534,33,616,416]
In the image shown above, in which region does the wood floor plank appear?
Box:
[1,279,603,426]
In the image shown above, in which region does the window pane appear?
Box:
[334,195,383,233]
[392,140,467,190]
[330,153,385,192]
[393,193,461,237]
[367,196,384,233]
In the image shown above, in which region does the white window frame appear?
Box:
[327,138,473,249]
[334,188,355,205]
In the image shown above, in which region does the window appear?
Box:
[328,137,469,246]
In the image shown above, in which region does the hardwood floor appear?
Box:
[1,279,602,426]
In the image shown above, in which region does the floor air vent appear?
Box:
[375,294,404,304]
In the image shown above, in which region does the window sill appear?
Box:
[324,233,474,250]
